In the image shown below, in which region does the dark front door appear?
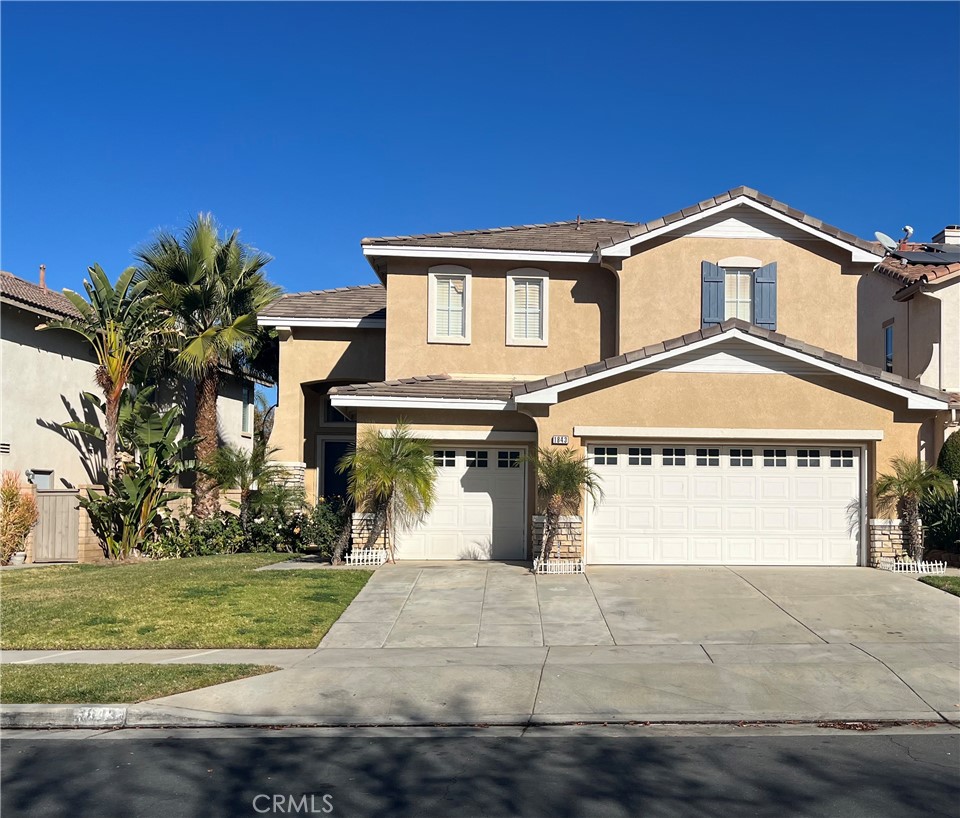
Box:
[322,440,352,501]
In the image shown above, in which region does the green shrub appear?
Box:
[304,497,351,559]
[937,434,960,482]
[146,513,247,559]
[922,490,960,553]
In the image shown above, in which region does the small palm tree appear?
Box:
[40,264,166,481]
[524,448,604,564]
[209,439,289,531]
[337,422,436,563]
[136,214,280,518]
[874,456,954,562]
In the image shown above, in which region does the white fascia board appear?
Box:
[362,245,596,264]
[257,316,386,329]
[329,395,512,411]
[382,429,536,441]
[516,328,950,410]
[573,426,884,441]
[599,197,882,263]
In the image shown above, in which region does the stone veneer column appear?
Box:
[868,518,907,567]
[351,513,387,550]
[531,515,583,561]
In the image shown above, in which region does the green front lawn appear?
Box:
[1,554,370,649]
[0,663,277,703]
[919,575,960,597]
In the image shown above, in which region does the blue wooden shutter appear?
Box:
[701,261,723,327]
[754,262,778,330]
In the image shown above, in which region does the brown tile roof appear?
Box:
[261,283,386,321]
[360,187,880,256]
[329,374,519,401]
[512,319,951,405]
[361,219,634,254]
[873,256,960,287]
[0,271,80,319]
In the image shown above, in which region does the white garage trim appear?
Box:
[574,427,884,441]
[381,429,536,442]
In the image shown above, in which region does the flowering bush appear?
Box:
[303,497,351,559]
[0,471,39,565]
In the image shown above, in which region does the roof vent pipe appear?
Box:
[38,264,46,289]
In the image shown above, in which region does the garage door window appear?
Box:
[696,448,720,467]
[763,449,787,467]
[628,447,652,466]
[663,447,686,466]
[593,447,618,465]
[498,451,520,468]
[797,449,821,468]
[434,450,456,467]
[830,449,854,468]
[466,450,488,468]
[730,448,753,467]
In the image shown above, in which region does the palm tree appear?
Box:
[336,422,437,563]
[874,456,954,561]
[209,439,289,531]
[40,264,165,481]
[524,448,604,564]
[135,214,280,518]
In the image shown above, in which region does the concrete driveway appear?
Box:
[151,563,960,726]
[319,562,960,648]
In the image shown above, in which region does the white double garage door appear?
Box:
[586,442,863,566]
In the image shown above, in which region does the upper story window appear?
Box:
[702,257,777,330]
[724,268,753,322]
[883,323,894,373]
[241,383,254,435]
[506,269,549,346]
[428,265,471,344]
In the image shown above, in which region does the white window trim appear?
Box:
[427,264,472,344]
[722,263,759,323]
[506,269,549,347]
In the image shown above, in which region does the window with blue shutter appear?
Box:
[701,261,723,327]
[753,262,778,330]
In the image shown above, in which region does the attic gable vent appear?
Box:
[0,442,10,454]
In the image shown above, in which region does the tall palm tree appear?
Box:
[136,214,280,518]
[337,422,437,563]
[40,264,165,481]
[524,448,604,564]
[874,456,954,561]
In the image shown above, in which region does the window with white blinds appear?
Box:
[435,275,465,337]
[428,265,471,343]
[506,270,548,345]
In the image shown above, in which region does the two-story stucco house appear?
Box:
[261,187,959,568]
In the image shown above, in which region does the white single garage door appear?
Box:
[395,447,527,560]
[586,443,862,565]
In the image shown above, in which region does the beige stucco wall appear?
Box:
[271,327,385,497]
[0,305,104,488]
[529,369,937,517]
[617,237,872,356]
[384,259,616,379]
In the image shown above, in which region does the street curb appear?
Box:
[2,704,958,730]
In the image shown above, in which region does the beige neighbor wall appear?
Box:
[0,305,105,488]
[856,273,907,375]
[272,327,385,498]
[528,369,938,520]
[384,259,617,380]
[618,236,872,357]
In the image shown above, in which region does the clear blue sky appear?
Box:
[3,2,958,295]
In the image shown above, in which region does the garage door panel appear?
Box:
[461,505,492,529]
[587,443,861,566]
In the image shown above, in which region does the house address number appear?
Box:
[551,435,569,446]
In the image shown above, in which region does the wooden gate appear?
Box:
[33,490,79,562]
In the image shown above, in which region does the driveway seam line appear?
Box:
[583,571,617,646]
[533,571,545,647]
[526,645,550,732]
[380,569,422,648]
[851,642,946,721]
[477,565,490,643]
[700,645,715,663]
[724,566,829,644]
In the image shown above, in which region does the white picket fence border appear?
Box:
[533,558,585,575]
[345,548,388,567]
[878,557,947,576]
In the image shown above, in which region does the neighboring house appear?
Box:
[0,269,259,494]
[858,226,960,396]
[262,187,959,567]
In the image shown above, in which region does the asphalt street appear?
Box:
[2,727,959,818]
